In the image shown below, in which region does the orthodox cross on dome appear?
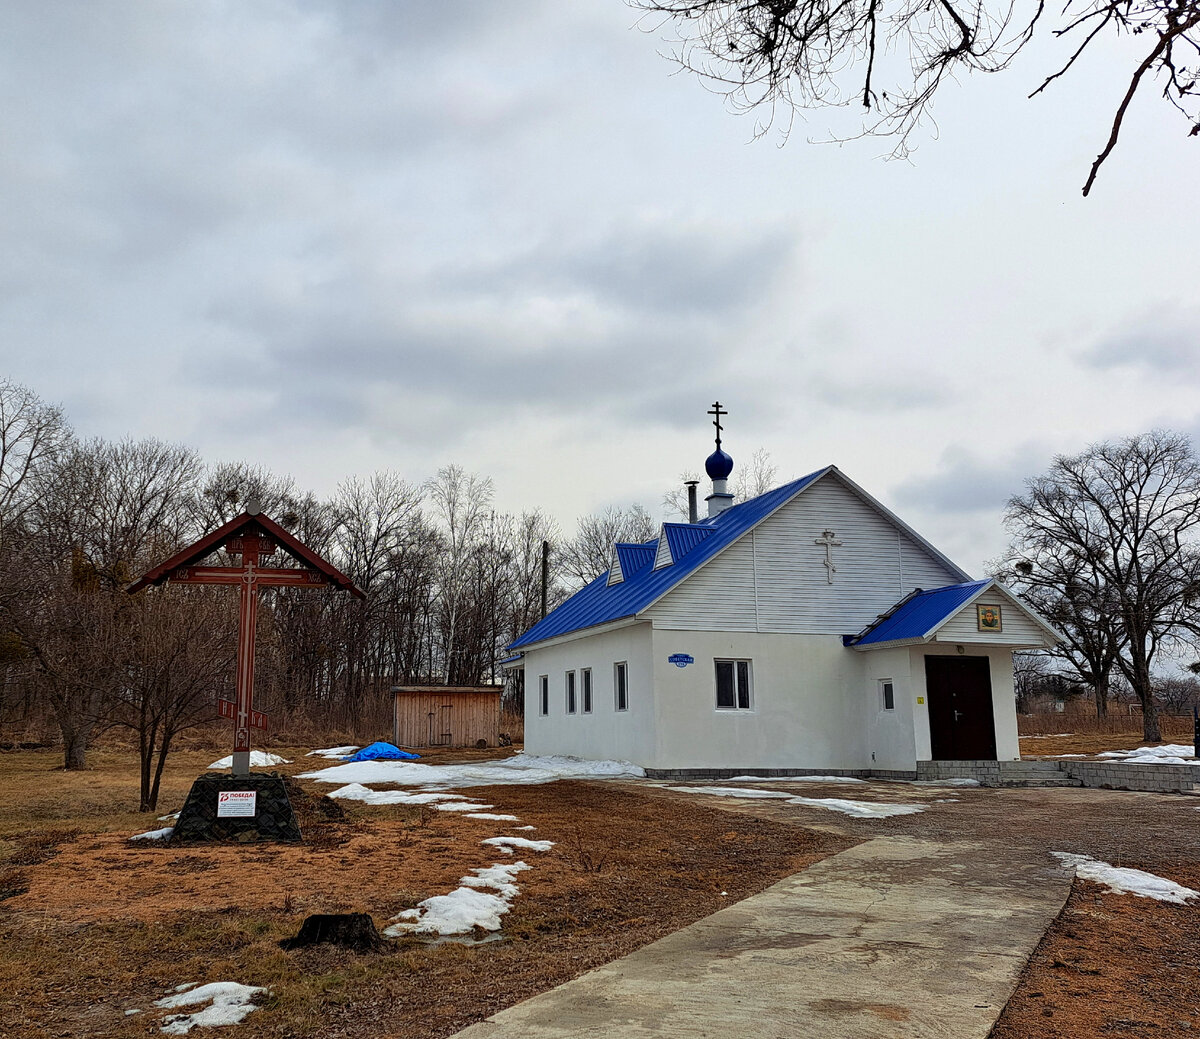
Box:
[814,529,843,584]
[707,401,727,449]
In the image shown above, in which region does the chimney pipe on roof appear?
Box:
[685,480,698,524]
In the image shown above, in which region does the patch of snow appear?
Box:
[298,752,644,789]
[207,751,290,769]
[131,826,175,841]
[465,813,521,821]
[1095,744,1197,765]
[386,862,533,936]
[482,836,555,855]
[157,811,180,822]
[460,861,532,898]
[434,802,494,812]
[326,783,466,806]
[172,983,198,993]
[125,1008,142,1016]
[153,982,268,1034]
[1022,733,1075,739]
[386,886,510,936]
[785,797,926,818]
[727,774,866,783]
[514,825,537,831]
[669,786,795,799]
[1053,852,1199,904]
[933,798,960,803]
[305,745,359,758]
[1052,753,1088,758]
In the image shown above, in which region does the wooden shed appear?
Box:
[391,685,503,749]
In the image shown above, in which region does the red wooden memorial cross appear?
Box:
[129,504,364,778]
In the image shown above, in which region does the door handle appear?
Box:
[953,710,963,722]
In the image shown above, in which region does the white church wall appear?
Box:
[521,623,656,765]
[647,471,965,637]
[862,646,919,771]
[647,629,871,771]
[909,644,1021,761]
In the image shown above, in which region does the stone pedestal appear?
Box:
[171,772,302,844]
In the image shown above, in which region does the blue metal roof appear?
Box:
[509,468,828,649]
[661,521,714,564]
[615,542,656,580]
[845,580,992,647]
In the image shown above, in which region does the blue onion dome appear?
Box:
[705,447,734,480]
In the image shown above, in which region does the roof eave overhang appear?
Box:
[508,615,645,654]
[849,636,930,652]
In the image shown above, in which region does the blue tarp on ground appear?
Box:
[342,741,420,762]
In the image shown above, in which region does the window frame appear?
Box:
[538,674,549,716]
[565,670,577,714]
[879,678,896,712]
[614,661,629,712]
[581,667,593,714]
[714,658,753,711]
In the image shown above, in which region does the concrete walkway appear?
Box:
[453,836,1071,1039]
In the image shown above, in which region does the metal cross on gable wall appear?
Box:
[814,529,843,584]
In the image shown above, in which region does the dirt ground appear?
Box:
[0,748,844,1038]
[4,743,1200,1038]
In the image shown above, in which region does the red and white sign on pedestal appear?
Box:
[217,790,258,817]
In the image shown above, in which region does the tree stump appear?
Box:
[279,913,387,952]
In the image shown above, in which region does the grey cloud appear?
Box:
[1082,304,1200,379]
[447,223,797,318]
[807,373,948,413]
[191,217,797,447]
[892,446,1051,515]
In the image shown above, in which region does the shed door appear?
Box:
[925,656,996,760]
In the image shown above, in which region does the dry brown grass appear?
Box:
[1019,709,1193,738]
[0,748,843,1038]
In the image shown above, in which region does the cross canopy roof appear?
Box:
[127,509,365,599]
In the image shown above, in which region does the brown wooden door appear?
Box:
[925,656,997,760]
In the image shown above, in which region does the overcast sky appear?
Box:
[2,0,1197,576]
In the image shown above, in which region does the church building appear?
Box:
[506,406,1061,777]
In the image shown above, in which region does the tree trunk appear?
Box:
[62,724,89,769]
[147,731,173,813]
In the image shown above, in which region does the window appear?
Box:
[715,659,752,710]
[879,679,895,711]
[614,661,628,711]
[565,670,577,714]
[581,668,593,713]
[538,675,549,716]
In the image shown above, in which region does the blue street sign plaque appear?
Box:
[668,653,694,668]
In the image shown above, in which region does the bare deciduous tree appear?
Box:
[634,0,1200,195]
[560,504,657,588]
[1004,431,1200,741]
[0,379,70,532]
[995,549,1125,717]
